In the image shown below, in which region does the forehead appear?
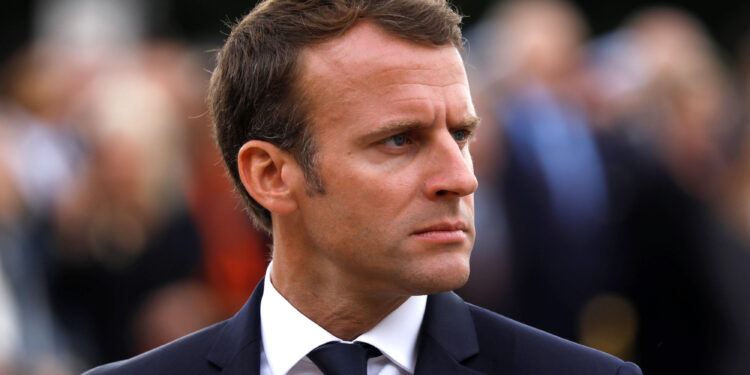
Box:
[299,21,469,103]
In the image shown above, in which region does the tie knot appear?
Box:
[308,341,382,375]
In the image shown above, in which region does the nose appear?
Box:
[424,132,479,199]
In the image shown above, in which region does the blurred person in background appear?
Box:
[45,46,204,365]
[0,12,263,373]
[464,0,628,350]
[0,0,271,370]
[0,43,89,375]
[465,1,750,374]
[589,7,740,200]
[583,6,748,374]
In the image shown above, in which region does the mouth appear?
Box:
[411,221,468,243]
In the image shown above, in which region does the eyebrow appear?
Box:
[358,121,425,145]
[358,115,481,145]
[459,115,482,131]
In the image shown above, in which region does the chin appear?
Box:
[404,256,471,295]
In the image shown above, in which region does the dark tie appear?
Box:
[307,341,382,375]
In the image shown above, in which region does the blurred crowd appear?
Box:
[0,1,269,374]
[1,0,750,374]
[460,1,750,374]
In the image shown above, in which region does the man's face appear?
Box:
[291,21,478,296]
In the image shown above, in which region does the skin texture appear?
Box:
[238,21,478,340]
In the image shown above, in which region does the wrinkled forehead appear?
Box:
[298,21,468,94]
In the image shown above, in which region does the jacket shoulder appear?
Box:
[465,304,642,375]
[83,321,228,375]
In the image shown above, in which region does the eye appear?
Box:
[451,129,470,143]
[383,133,410,147]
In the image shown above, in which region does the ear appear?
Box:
[237,140,300,215]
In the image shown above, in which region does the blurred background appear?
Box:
[1,0,750,374]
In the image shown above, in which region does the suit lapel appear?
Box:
[202,283,485,375]
[206,281,265,374]
[414,292,485,375]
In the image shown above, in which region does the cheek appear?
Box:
[326,160,418,210]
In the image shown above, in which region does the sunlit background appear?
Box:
[2,0,750,374]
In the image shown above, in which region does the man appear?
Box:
[86,0,642,374]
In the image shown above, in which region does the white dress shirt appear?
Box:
[259,264,427,375]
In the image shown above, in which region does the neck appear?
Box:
[269,237,408,341]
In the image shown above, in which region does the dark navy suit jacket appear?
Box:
[85,282,642,375]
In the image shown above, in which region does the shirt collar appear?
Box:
[356,293,426,373]
[260,263,427,375]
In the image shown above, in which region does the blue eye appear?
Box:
[452,130,467,142]
[384,134,409,147]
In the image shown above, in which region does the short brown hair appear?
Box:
[208,0,463,232]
